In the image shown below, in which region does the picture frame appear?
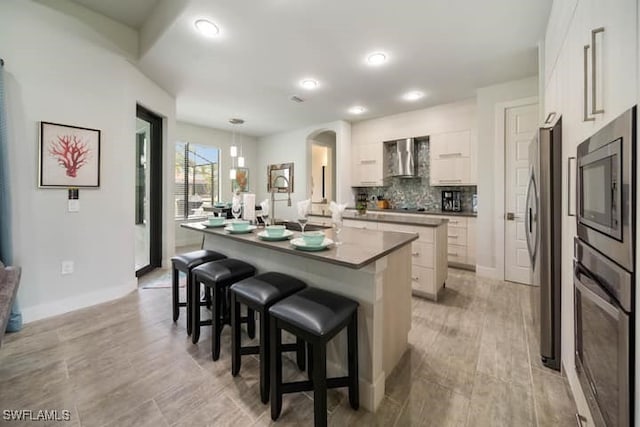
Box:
[39,121,101,188]
[232,167,249,193]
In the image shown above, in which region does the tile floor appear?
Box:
[0,268,577,426]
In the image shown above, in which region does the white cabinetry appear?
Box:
[543,0,637,424]
[351,143,384,187]
[429,130,476,186]
[377,221,448,300]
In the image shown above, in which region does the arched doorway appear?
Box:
[306,130,336,210]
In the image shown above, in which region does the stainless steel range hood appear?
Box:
[394,138,417,177]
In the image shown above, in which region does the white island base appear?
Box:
[188,226,415,412]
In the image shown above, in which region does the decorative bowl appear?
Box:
[301,231,325,246]
[265,225,286,237]
[231,220,250,231]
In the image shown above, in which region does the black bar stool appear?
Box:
[171,250,226,334]
[191,259,256,357]
[230,272,307,403]
[269,288,359,427]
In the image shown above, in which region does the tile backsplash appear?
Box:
[352,139,477,212]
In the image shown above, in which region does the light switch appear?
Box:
[68,200,80,212]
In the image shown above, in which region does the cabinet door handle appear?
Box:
[412,252,420,257]
[411,276,420,281]
[360,181,378,185]
[448,252,457,256]
[449,220,459,224]
[438,179,462,183]
[591,27,605,115]
[583,45,595,122]
[448,235,459,239]
[360,159,376,165]
[575,414,585,427]
[544,112,556,124]
[439,152,463,158]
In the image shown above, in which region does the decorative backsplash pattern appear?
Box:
[352,140,477,212]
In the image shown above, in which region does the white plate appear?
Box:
[257,230,294,241]
[201,221,228,228]
[290,237,334,251]
[224,225,257,234]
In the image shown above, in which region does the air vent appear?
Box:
[290,95,305,103]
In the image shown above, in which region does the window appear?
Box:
[175,142,220,219]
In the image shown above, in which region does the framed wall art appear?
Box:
[232,167,249,193]
[39,121,101,188]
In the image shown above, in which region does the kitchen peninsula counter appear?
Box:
[181,223,417,412]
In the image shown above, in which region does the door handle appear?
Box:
[583,45,595,122]
[591,27,605,115]
[506,212,515,221]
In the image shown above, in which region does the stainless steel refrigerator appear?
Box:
[525,117,562,371]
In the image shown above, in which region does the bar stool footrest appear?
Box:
[281,376,351,394]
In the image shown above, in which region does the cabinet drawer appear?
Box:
[343,219,377,230]
[447,227,467,246]
[378,223,433,243]
[411,265,436,296]
[411,241,434,268]
[447,244,467,264]
[444,217,467,228]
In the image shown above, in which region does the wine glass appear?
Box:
[332,216,344,246]
[297,214,309,234]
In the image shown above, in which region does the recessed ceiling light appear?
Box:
[403,91,425,101]
[300,79,319,90]
[194,19,220,37]
[367,52,387,66]
[349,106,366,114]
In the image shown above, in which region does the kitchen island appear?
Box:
[181,222,417,412]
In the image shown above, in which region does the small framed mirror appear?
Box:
[267,162,294,193]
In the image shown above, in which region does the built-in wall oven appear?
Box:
[574,238,632,427]
[574,105,635,427]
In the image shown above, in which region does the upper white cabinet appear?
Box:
[429,130,476,186]
[351,142,384,187]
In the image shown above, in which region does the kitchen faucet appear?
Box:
[270,175,291,225]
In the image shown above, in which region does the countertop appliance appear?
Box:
[574,106,635,427]
[526,117,562,371]
[441,190,461,212]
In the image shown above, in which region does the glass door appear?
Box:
[135,105,162,276]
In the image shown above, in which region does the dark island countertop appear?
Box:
[181,222,418,269]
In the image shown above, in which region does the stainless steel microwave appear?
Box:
[577,106,636,271]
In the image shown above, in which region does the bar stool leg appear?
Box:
[172,265,179,322]
[212,285,223,360]
[247,308,256,339]
[296,337,306,371]
[347,312,359,410]
[312,342,328,427]
[231,293,242,376]
[260,312,270,404]
[187,274,200,344]
[270,317,283,420]
[307,342,314,380]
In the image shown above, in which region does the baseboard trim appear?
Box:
[475,265,501,280]
[22,279,138,323]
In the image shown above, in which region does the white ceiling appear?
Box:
[72,0,552,136]
[71,0,160,29]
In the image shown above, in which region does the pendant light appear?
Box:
[229,118,244,180]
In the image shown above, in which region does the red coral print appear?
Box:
[48,135,91,178]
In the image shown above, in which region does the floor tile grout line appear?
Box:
[151,398,171,427]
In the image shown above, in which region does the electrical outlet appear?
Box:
[61,261,74,275]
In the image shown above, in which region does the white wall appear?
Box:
[1,0,176,322]
[256,121,351,221]
[475,76,538,277]
[351,99,476,145]
[175,121,258,246]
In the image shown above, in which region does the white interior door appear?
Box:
[505,103,538,284]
